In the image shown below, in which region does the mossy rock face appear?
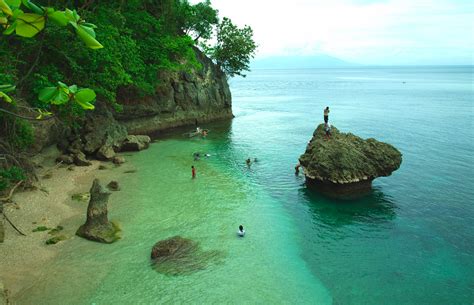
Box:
[150,236,224,276]
[299,124,402,198]
[76,221,121,244]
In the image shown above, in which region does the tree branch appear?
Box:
[0,107,55,121]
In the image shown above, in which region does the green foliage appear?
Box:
[178,0,218,42]
[1,0,102,48]
[45,234,67,244]
[17,2,201,106]
[32,226,49,232]
[11,118,34,148]
[38,81,96,110]
[0,165,25,192]
[204,17,257,77]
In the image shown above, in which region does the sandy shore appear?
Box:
[0,146,136,301]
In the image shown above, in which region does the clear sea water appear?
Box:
[16,66,474,304]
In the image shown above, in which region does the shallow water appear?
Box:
[17,66,474,304]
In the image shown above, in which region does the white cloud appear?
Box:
[200,0,474,64]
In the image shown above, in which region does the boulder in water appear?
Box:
[76,179,121,243]
[299,124,402,198]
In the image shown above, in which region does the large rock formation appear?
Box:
[299,124,402,198]
[115,48,233,134]
[151,236,224,276]
[76,179,120,243]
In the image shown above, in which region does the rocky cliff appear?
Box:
[299,124,402,198]
[114,48,232,135]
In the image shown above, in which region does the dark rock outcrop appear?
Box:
[76,179,120,243]
[151,236,224,276]
[299,124,402,198]
[81,105,128,155]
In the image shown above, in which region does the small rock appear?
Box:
[74,152,92,167]
[98,165,108,170]
[107,181,120,191]
[42,173,53,179]
[56,154,74,165]
[96,145,115,160]
[67,166,74,171]
[112,156,125,165]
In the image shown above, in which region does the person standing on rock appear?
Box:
[324,106,330,123]
[324,123,332,140]
[191,166,196,179]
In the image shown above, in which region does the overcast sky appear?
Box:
[200,0,473,65]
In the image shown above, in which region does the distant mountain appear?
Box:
[250,55,354,69]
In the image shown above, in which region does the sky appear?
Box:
[198,0,474,65]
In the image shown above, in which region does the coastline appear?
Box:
[0,146,136,301]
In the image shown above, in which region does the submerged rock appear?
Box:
[76,179,121,243]
[150,236,224,276]
[107,181,120,191]
[299,124,402,198]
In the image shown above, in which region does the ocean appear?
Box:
[16,66,474,304]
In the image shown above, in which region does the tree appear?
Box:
[0,0,102,119]
[204,17,256,77]
[181,0,218,42]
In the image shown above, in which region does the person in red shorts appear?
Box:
[191,165,196,178]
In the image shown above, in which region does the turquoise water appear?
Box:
[17,66,474,304]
